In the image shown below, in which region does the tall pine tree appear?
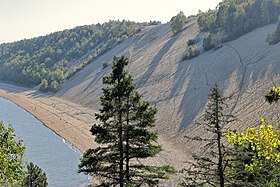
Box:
[181,84,234,187]
[78,56,175,186]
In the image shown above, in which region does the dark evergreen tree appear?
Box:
[181,84,234,187]
[78,56,175,187]
[22,162,48,187]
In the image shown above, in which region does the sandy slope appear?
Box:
[57,20,280,161]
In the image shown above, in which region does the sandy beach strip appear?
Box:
[0,82,97,153]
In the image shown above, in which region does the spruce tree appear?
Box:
[23,162,48,187]
[78,56,175,186]
[181,84,234,187]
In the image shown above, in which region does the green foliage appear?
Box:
[203,33,216,51]
[225,119,280,186]
[183,45,200,60]
[197,9,217,32]
[267,16,280,44]
[170,11,187,34]
[181,84,234,187]
[0,122,25,186]
[23,162,48,187]
[198,0,280,41]
[265,86,280,103]
[49,80,59,92]
[78,56,175,186]
[187,39,196,46]
[225,119,280,170]
[0,20,150,91]
[40,79,49,92]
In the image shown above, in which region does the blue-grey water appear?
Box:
[0,97,89,187]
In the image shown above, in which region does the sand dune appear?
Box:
[1,18,280,185]
[56,19,280,156]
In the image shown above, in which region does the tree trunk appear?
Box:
[125,98,130,182]
[215,97,224,187]
[118,78,124,187]
[217,129,225,187]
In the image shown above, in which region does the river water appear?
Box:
[0,97,89,187]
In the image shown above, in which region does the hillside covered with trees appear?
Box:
[0,20,159,91]
[198,0,280,41]
[179,0,280,59]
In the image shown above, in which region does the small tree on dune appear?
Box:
[78,56,175,186]
[181,84,234,187]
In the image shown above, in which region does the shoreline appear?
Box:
[0,82,97,153]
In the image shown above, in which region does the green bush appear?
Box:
[170,11,187,34]
[102,62,109,69]
[203,33,216,51]
[187,39,196,46]
[50,80,59,92]
[183,45,200,60]
[39,79,49,92]
[266,17,280,45]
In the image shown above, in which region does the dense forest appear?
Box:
[198,0,280,41]
[179,0,280,59]
[0,20,159,91]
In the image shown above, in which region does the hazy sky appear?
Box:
[0,0,221,44]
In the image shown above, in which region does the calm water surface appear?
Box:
[0,97,89,187]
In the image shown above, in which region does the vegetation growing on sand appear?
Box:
[78,56,175,186]
[267,16,280,45]
[170,11,187,34]
[181,84,234,187]
[183,45,200,60]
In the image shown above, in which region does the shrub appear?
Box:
[266,17,280,45]
[39,79,49,92]
[187,39,196,46]
[183,45,200,60]
[170,11,187,34]
[203,33,216,51]
[50,80,59,92]
[102,62,109,69]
